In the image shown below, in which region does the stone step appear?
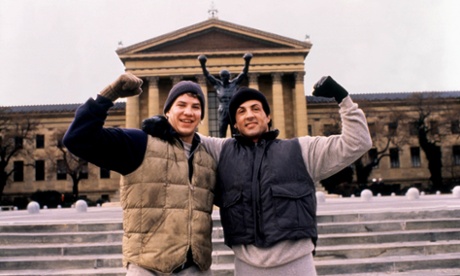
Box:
[317,209,460,223]
[0,231,124,245]
[0,242,122,257]
[315,240,460,260]
[322,268,460,276]
[315,252,460,275]
[0,264,458,276]
[317,228,460,246]
[0,255,122,271]
[0,223,123,233]
[0,243,234,266]
[0,267,126,276]
[317,218,460,234]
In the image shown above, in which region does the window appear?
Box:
[430,120,439,135]
[13,161,24,182]
[451,120,460,134]
[308,125,312,136]
[36,134,44,148]
[388,122,398,136]
[390,148,400,168]
[409,121,419,136]
[207,91,219,137]
[80,160,88,179]
[35,160,45,181]
[14,136,23,149]
[368,122,376,137]
[57,159,67,180]
[410,147,421,167]
[100,167,111,179]
[368,148,378,168]
[453,146,460,166]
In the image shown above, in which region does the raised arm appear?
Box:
[233,53,253,84]
[198,54,219,86]
[299,76,372,182]
[63,73,147,175]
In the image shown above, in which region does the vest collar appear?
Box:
[234,129,279,145]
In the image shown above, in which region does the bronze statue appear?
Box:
[198,53,253,137]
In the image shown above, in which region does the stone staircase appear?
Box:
[0,203,459,275]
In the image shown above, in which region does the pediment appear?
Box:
[117,18,311,56]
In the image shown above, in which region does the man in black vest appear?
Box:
[199,76,372,275]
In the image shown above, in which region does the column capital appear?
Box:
[171,76,183,85]
[295,71,305,82]
[271,73,283,83]
[147,77,159,87]
[196,75,207,85]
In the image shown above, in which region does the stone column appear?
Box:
[294,72,308,137]
[196,75,209,136]
[147,77,160,117]
[271,73,285,138]
[249,73,259,90]
[126,96,140,128]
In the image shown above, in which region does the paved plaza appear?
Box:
[1,193,459,226]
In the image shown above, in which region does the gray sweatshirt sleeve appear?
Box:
[198,134,228,163]
[298,96,372,183]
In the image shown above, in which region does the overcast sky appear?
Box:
[1,0,459,106]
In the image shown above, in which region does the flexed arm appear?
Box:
[299,76,372,182]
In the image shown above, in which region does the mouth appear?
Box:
[180,119,194,124]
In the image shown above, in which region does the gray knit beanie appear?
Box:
[163,81,205,119]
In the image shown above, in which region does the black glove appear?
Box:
[142,115,176,144]
[312,76,349,103]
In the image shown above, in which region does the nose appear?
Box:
[245,109,255,119]
[183,106,193,115]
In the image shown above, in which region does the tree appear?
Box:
[47,130,89,199]
[386,93,460,192]
[407,93,454,192]
[0,107,39,204]
[353,104,409,189]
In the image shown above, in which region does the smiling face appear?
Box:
[165,93,202,144]
[234,99,271,142]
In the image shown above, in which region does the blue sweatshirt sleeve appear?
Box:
[63,95,147,175]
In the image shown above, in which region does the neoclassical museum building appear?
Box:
[2,18,460,204]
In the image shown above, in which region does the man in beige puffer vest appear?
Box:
[63,73,216,275]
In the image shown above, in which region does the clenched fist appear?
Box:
[99,72,143,101]
[312,76,348,104]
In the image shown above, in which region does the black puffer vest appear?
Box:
[217,130,317,248]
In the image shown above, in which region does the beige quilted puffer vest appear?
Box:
[120,136,216,273]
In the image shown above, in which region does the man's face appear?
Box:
[165,93,201,144]
[233,100,270,142]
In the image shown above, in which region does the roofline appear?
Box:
[116,18,312,55]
